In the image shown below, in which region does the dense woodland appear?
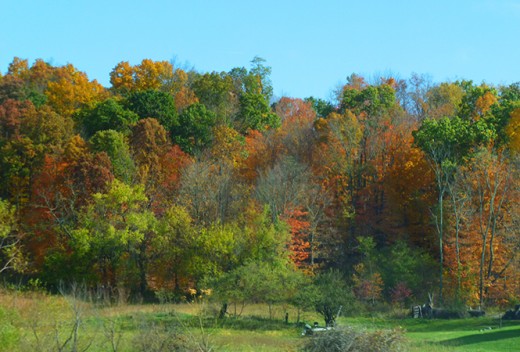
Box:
[0,56,519,312]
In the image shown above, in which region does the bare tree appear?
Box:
[55,282,95,352]
[255,156,312,222]
[406,73,432,120]
[178,159,244,225]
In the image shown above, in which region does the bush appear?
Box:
[301,326,407,352]
[133,321,190,352]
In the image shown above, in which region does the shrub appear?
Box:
[301,326,407,352]
[133,322,190,352]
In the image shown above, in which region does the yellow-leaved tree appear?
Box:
[506,108,520,153]
[45,64,107,117]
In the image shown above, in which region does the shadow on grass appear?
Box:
[439,328,519,347]
[401,318,520,333]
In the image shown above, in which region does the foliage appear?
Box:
[45,63,107,117]
[0,57,519,311]
[304,96,335,118]
[0,199,24,273]
[381,241,437,299]
[237,92,280,133]
[125,89,178,131]
[423,82,464,119]
[171,102,216,154]
[129,117,190,212]
[250,56,273,102]
[506,108,520,153]
[413,116,490,164]
[89,129,136,183]
[191,71,237,123]
[283,208,312,270]
[313,270,355,326]
[413,114,496,303]
[341,81,396,117]
[149,205,196,291]
[77,98,138,137]
[210,260,303,318]
[457,81,498,121]
[71,179,156,291]
[110,59,176,94]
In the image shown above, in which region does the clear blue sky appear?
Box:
[1,0,519,100]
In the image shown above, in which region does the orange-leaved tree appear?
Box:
[282,208,312,273]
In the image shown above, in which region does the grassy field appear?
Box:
[1,289,519,351]
[339,316,520,352]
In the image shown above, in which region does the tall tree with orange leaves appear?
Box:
[462,148,519,307]
[129,118,190,214]
[282,208,312,272]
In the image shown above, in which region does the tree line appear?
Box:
[0,56,518,311]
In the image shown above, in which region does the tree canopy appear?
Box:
[1,56,519,311]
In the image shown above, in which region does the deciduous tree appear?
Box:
[236,92,280,133]
[125,89,178,131]
[77,98,138,137]
[0,199,25,273]
[45,64,107,117]
[89,130,136,183]
[413,116,492,302]
[72,180,156,294]
[171,103,216,154]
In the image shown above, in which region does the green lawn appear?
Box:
[408,320,520,351]
[337,316,520,352]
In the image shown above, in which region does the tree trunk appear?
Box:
[438,193,444,304]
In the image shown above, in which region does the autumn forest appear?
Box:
[0,56,519,312]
